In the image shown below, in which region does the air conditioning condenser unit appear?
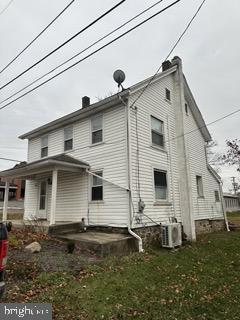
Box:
[161,223,182,248]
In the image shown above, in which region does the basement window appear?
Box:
[64,126,73,151]
[41,136,48,158]
[196,175,204,197]
[91,115,103,144]
[154,169,167,200]
[91,171,103,201]
[165,88,171,101]
[151,116,164,148]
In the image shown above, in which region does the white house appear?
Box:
[0,57,228,243]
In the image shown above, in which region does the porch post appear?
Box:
[2,181,9,221]
[50,169,58,225]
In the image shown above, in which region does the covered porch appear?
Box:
[0,154,89,226]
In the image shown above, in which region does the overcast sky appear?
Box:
[0,0,239,191]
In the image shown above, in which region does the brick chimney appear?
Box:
[162,60,172,71]
[82,96,90,108]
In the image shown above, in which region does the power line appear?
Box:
[0,0,166,106]
[0,107,239,168]
[0,0,126,91]
[0,0,76,75]
[0,157,22,163]
[0,0,14,17]
[165,108,240,145]
[0,0,181,111]
[130,0,207,109]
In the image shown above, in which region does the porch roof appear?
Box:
[0,153,89,179]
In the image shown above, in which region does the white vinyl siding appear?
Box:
[129,74,182,227]
[25,105,129,226]
[184,100,224,220]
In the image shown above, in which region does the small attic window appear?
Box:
[185,103,188,115]
[165,88,171,101]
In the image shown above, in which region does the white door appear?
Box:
[38,181,47,219]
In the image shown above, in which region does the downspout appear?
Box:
[219,181,230,232]
[119,93,144,252]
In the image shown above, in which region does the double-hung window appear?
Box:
[165,88,171,101]
[91,115,103,144]
[214,190,220,202]
[196,175,204,197]
[41,136,48,158]
[91,171,103,201]
[151,116,164,148]
[64,127,73,151]
[154,169,167,200]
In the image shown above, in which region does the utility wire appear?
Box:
[0,0,76,75]
[1,108,239,164]
[0,0,181,111]
[0,0,166,105]
[0,0,14,17]
[0,0,126,91]
[0,157,22,162]
[165,108,240,145]
[130,0,207,109]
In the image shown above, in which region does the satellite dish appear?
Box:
[113,70,125,89]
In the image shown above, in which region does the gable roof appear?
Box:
[19,57,211,142]
[183,75,211,142]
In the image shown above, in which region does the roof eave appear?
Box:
[19,90,130,140]
[0,159,89,178]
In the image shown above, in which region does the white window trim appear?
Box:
[90,114,104,146]
[41,135,48,158]
[89,170,104,203]
[150,115,165,150]
[196,174,204,198]
[152,167,169,203]
[63,126,73,152]
[165,88,171,102]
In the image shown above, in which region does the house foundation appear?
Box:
[195,219,226,235]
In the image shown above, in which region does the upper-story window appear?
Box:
[185,103,189,115]
[196,175,204,197]
[154,169,167,200]
[165,88,171,101]
[151,116,164,148]
[91,115,103,144]
[64,126,73,151]
[41,136,48,158]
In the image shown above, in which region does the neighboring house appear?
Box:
[0,177,25,201]
[224,193,240,212]
[0,57,227,242]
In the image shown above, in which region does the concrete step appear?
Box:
[48,222,83,236]
[57,231,138,257]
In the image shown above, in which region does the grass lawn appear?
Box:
[3,230,240,320]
